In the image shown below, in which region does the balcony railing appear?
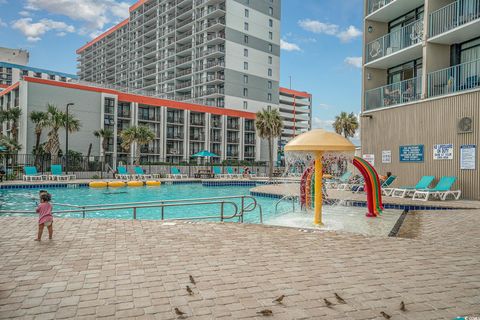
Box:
[367,0,394,15]
[365,76,422,111]
[428,58,480,98]
[430,0,480,38]
[366,19,423,63]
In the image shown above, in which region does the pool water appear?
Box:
[0,184,403,236]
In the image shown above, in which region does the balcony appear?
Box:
[167,133,184,139]
[190,135,205,141]
[428,58,480,98]
[364,76,422,111]
[366,0,424,22]
[429,0,480,44]
[167,117,184,124]
[365,19,423,68]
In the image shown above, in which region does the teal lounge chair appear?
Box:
[49,165,76,181]
[412,176,461,201]
[133,166,154,180]
[325,171,352,188]
[23,166,46,181]
[213,166,227,178]
[380,175,397,195]
[167,167,188,179]
[226,167,241,179]
[390,176,435,198]
[115,166,132,180]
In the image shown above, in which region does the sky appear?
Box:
[0,0,363,136]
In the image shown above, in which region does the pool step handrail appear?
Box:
[1,195,263,223]
[274,195,299,214]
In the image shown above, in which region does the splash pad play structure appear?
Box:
[285,129,384,225]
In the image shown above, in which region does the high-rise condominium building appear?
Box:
[77,0,281,113]
[0,47,76,89]
[361,0,480,199]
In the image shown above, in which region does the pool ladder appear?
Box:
[0,195,263,224]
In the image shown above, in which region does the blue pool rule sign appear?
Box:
[399,145,424,162]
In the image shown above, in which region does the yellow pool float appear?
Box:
[127,181,144,187]
[108,181,126,188]
[145,181,161,187]
[89,181,108,188]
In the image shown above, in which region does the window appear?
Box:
[268,56,272,64]
[244,22,249,31]
[269,7,273,15]
[244,62,248,70]
[22,70,28,76]
[268,44,273,52]
[269,32,273,40]
[269,19,273,27]
[244,75,248,84]
[244,9,249,17]
[104,98,115,114]
[34,72,42,78]
[244,35,248,43]
[268,93,272,101]
[49,75,55,80]
[268,68,272,76]
[243,88,248,97]
[268,81,272,89]
[244,48,248,57]
[243,101,248,110]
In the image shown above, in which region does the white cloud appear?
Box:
[24,0,130,33]
[313,117,335,131]
[0,18,6,28]
[298,19,362,43]
[19,11,31,17]
[12,18,75,42]
[344,56,362,68]
[337,26,363,42]
[280,39,301,52]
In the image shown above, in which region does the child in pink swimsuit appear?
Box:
[35,193,53,241]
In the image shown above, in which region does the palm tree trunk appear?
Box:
[135,143,141,165]
[268,137,273,178]
[34,131,41,167]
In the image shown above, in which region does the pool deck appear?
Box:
[250,184,480,209]
[1,210,480,319]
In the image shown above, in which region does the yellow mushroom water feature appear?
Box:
[284,129,355,225]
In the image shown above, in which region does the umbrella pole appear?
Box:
[314,151,324,226]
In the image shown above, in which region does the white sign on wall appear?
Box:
[382,150,392,164]
[362,154,375,166]
[433,144,454,160]
[460,145,476,170]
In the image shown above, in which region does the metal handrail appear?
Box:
[2,195,263,223]
[274,195,299,214]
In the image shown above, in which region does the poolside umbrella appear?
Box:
[191,150,219,165]
[191,150,219,158]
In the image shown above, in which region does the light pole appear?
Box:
[65,103,74,174]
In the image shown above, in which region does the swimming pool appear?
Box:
[0,184,403,236]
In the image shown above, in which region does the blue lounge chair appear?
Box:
[390,176,435,198]
[49,165,76,181]
[133,166,155,180]
[167,167,188,179]
[115,166,132,180]
[213,166,227,178]
[226,167,241,179]
[23,166,46,181]
[412,176,461,201]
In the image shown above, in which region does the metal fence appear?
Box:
[365,76,422,110]
[0,154,269,180]
[367,0,394,16]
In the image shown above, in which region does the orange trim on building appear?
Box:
[130,0,147,12]
[76,19,129,54]
[279,87,311,98]
[0,82,20,97]
[0,84,10,89]
[23,77,256,119]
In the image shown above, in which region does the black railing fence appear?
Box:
[0,154,269,181]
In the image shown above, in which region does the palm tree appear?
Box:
[0,134,21,153]
[44,105,81,164]
[0,107,22,143]
[94,129,114,156]
[30,111,49,165]
[120,125,155,165]
[333,112,359,139]
[255,108,283,178]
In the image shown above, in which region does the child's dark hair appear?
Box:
[39,189,48,194]
[40,193,51,202]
